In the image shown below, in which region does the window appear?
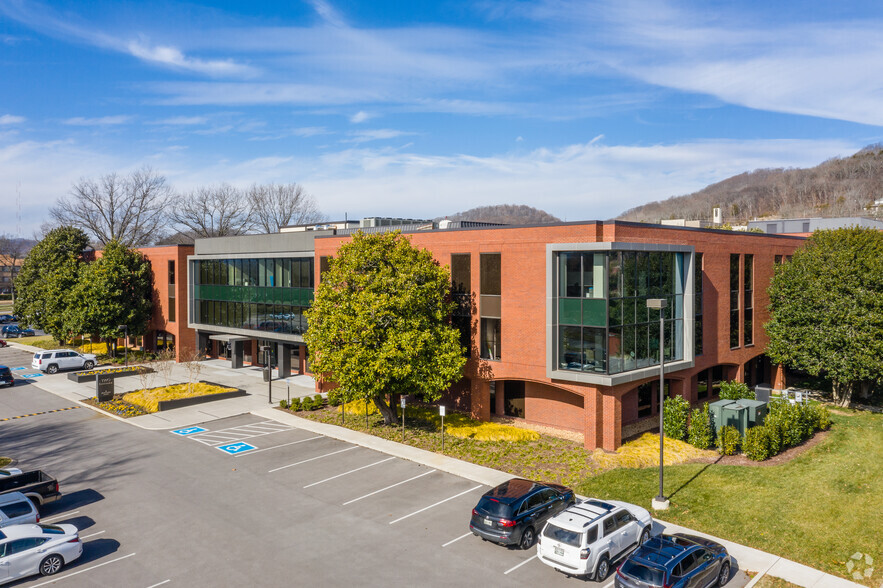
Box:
[602,516,617,536]
[503,381,525,418]
[0,501,33,519]
[168,260,176,323]
[694,253,703,356]
[451,254,472,355]
[674,552,698,577]
[744,254,753,345]
[802,221,810,232]
[730,254,740,348]
[615,510,632,528]
[637,382,652,418]
[480,253,501,360]
[542,524,582,547]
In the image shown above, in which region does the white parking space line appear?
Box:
[268,446,358,472]
[442,532,472,548]
[602,579,615,588]
[503,554,537,575]
[30,553,136,587]
[146,581,171,588]
[233,436,324,457]
[42,510,79,523]
[303,457,395,488]
[79,530,105,540]
[389,485,483,525]
[187,420,294,446]
[342,470,436,506]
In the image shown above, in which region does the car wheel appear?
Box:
[717,561,731,586]
[39,554,64,576]
[595,556,611,582]
[46,364,59,374]
[519,527,535,550]
[639,527,650,545]
[83,360,95,370]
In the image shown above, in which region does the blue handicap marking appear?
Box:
[11,367,25,371]
[21,373,43,378]
[217,442,256,455]
[171,427,208,436]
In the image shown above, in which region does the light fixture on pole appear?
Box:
[261,345,272,403]
[117,325,128,367]
[646,298,670,511]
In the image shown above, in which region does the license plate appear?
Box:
[484,519,493,526]
[554,546,564,556]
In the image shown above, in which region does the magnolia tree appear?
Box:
[304,231,466,425]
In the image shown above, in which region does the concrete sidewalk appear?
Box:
[16,343,863,588]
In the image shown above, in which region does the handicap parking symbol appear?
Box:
[171,427,208,436]
[217,442,256,455]
[11,367,25,371]
[21,373,43,378]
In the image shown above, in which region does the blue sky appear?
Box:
[2,0,882,236]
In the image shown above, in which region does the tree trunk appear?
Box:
[833,382,853,407]
[374,394,398,425]
[106,337,116,358]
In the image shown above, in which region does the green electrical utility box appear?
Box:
[709,399,734,436]
[739,399,769,428]
[721,403,749,436]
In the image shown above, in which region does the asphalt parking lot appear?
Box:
[1,383,750,587]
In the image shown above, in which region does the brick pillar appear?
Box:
[773,364,786,389]
[471,379,490,421]
[602,393,622,451]
[583,388,603,450]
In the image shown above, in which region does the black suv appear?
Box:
[470,478,575,549]
[615,533,731,588]
[0,365,14,387]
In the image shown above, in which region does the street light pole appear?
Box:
[262,345,272,404]
[117,325,128,367]
[646,298,670,511]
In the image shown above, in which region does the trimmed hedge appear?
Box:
[743,426,772,461]
[663,395,690,441]
[719,380,755,400]
[717,425,741,455]
[741,400,832,461]
[688,403,714,450]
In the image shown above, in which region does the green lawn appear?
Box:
[575,410,883,586]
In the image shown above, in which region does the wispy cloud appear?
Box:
[343,129,416,144]
[63,115,132,126]
[126,39,256,77]
[350,110,373,123]
[0,115,25,125]
[150,116,209,126]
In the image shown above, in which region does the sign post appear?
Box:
[96,374,114,402]
[440,405,446,453]
[401,396,406,442]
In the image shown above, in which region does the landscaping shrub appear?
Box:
[743,425,771,461]
[663,395,690,441]
[279,399,289,409]
[811,404,832,430]
[326,389,343,406]
[122,383,236,413]
[688,403,714,449]
[338,399,377,416]
[313,394,323,407]
[716,425,741,455]
[289,397,302,411]
[719,380,755,400]
[299,397,312,411]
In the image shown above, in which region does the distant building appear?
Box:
[747,216,883,236]
[0,255,22,294]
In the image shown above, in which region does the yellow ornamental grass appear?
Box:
[78,342,109,355]
[446,421,540,442]
[593,433,715,470]
[337,399,378,416]
[123,383,236,413]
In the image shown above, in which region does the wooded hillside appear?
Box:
[618,145,883,223]
[440,204,561,225]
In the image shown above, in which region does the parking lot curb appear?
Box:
[251,408,513,488]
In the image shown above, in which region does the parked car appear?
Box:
[31,350,97,374]
[0,366,12,388]
[0,523,82,583]
[0,326,35,339]
[469,478,575,550]
[614,533,731,588]
[0,340,8,348]
[0,470,62,512]
[537,498,653,581]
[0,470,22,478]
[0,315,13,324]
[0,493,39,528]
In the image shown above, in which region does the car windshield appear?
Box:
[621,560,665,584]
[475,497,513,518]
[542,523,581,547]
[38,524,65,535]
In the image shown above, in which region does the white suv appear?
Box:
[537,498,653,581]
[31,350,97,374]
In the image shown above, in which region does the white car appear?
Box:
[0,523,82,584]
[31,350,97,374]
[0,470,22,478]
[537,498,653,581]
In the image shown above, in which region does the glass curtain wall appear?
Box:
[556,250,685,375]
[192,257,314,335]
[480,253,501,360]
[730,254,740,348]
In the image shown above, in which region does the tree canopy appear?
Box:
[766,227,883,405]
[67,240,154,355]
[14,226,90,341]
[304,231,467,424]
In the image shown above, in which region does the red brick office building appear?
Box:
[314,221,804,451]
[138,245,195,361]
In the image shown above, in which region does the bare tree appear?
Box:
[51,167,173,246]
[178,346,205,394]
[154,347,176,388]
[0,235,28,304]
[247,183,324,233]
[170,183,254,238]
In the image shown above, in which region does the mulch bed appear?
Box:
[690,429,830,467]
